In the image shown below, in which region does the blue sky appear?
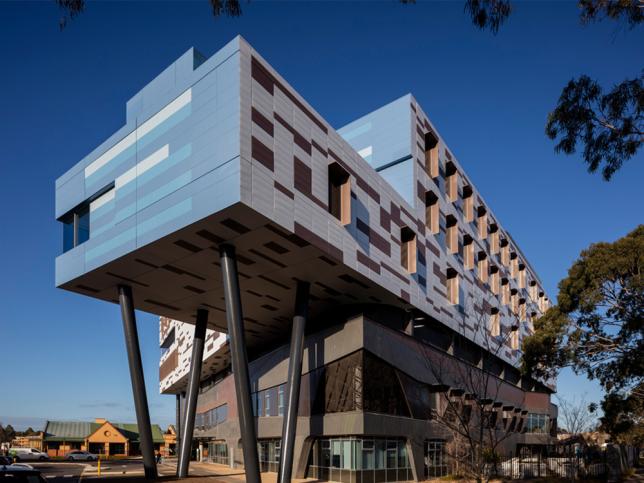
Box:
[0,1,641,431]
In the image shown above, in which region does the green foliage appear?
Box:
[597,387,644,445]
[522,226,644,439]
[546,74,643,180]
[464,0,512,34]
[578,0,644,27]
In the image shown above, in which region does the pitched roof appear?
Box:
[43,421,164,443]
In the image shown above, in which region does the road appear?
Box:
[30,462,85,482]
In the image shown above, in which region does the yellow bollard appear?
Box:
[97,456,101,477]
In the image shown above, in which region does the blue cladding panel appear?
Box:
[55,42,242,287]
[338,94,412,171]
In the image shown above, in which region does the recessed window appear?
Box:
[477,206,488,240]
[510,326,520,350]
[489,224,499,254]
[519,298,527,321]
[446,215,458,254]
[463,185,473,222]
[425,131,439,179]
[463,234,474,270]
[510,252,519,279]
[328,162,351,225]
[490,265,500,294]
[401,226,417,274]
[490,308,500,337]
[511,288,519,315]
[60,203,90,253]
[425,190,440,235]
[500,238,510,266]
[478,251,488,283]
[518,263,526,288]
[501,278,510,305]
[446,161,458,202]
[447,268,459,305]
[529,281,538,300]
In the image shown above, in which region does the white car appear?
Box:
[65,450,98,461]
[8,448,49,462]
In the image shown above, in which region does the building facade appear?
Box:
[55,36,555,482]
[39,419,170,458]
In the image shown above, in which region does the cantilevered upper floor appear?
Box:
[55,36,550,371]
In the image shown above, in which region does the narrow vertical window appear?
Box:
[278,385,285,416]
[510,326,520,350]
[425,131,439,179]
[425,190,440,235]
[500,238,510,267]
[510,252,519,279]
[538,291,545,312]
[446,161,458,202]
[490,265,500,294]
[511,289,519,315]
[478,251,488,283]
[490,308,500,336]
[463,185,473,222]
[489,224,499,254]
[463,235,474,270]
[401,227,417,274]
[446,215,458,254]
[328,162,351,225]
[529,281,538,301]
[478,206,488,240]
[518,263,526,288]
[501,278,510,305]
[447,268,459,305]
[519,299,527,321]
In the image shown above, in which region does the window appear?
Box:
[518,264,526,288]
[446,162,458,202]
[489,224,499,254]
[425,190,439,235]
[510,326,520,350]
[463,185,473,222]
[490,265,500,294]
[60,204,89,253]
[425,131,439,178]
[278,385,285,416]
[401,227,417,273]
[526,413,549,433]
[477,206,487,240]
[446,215,458,254]
[208,441,228,465]
[447,268,459,305]
[501,278,510,305]
[265,391,271,416]
[519,298,527,321]
[511,289,519,315]
[490,308,500,337]
[463,235,474,270]
[425,440,448,478]
[500,238,510,266]
[478,251,488,283]
[328,162,351,225]
[510,252,519,278]
[529,281,538,301]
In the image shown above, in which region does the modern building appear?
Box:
[39,419,169,457]
[55,36,556,482]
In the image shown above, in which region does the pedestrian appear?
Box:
[155,450,161,464]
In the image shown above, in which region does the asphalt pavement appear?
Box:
[30,462,85,482]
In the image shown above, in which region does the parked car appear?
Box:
[8,464,34,471]
[0,465,48,483]
[65,451,97,462]
[7,449,49,462]
[0,456,12,466]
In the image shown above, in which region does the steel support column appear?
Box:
[278,281,310,483]
[177,308,208,477]
[220,244,261,483]
[118,285,157,480]
[175,394,181,461]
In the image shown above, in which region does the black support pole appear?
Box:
[175,394,181,461]
[177,308,208,478]
[118,285,157,480]
[278,281,310,483]
[220,244,261,483]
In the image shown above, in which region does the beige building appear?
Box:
[41,418,172,457]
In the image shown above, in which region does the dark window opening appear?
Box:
[328,162,351,225]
